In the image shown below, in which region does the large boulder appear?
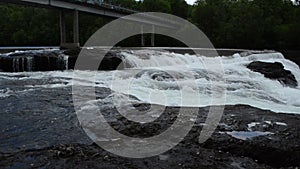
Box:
[247,61,298,87]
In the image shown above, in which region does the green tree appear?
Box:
[142,0,171,13]
[0,0,299,49]
[166,0,189,18]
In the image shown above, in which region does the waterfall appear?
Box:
[12,57,34,72]
[13,58,19,72]
[57,54,69,70]
[21,57,25,71]
[120,50,203,68]
[3,49,300,114]
[63,55,69,70]
[26,57,33,71]
[98,50,300,114]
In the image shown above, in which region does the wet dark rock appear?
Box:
[0,50,67,72]
[63,48,128,70]
[247,61,298,87]
[98,51,125,70]
[0,48,128,72]
[0,142,272,169]
[203,105,300,168]
[63,48,81,58]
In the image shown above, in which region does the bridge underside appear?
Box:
[0,0,177,48]
[1,0,177,28]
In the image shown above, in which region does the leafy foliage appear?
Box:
[192,0,300,49]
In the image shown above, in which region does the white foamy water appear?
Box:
[1,50,300,114]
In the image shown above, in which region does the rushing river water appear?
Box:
[0,49,300,154]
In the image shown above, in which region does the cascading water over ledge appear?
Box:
[0,49,70,72]
[0,48,299,114]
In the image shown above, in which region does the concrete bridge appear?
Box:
[0,0,178,48]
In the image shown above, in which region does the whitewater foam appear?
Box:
[1,50,300,114]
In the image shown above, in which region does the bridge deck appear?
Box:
[0,0,177,28]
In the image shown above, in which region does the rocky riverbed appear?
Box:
[0,85,299,169]
[0,48,299,168]
[0,99,299,168]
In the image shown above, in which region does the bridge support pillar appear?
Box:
[141,25,145,47]
[60,10,80,49]
[60,11,66,44]
[151,25,155,47]
[73,9,79,45]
